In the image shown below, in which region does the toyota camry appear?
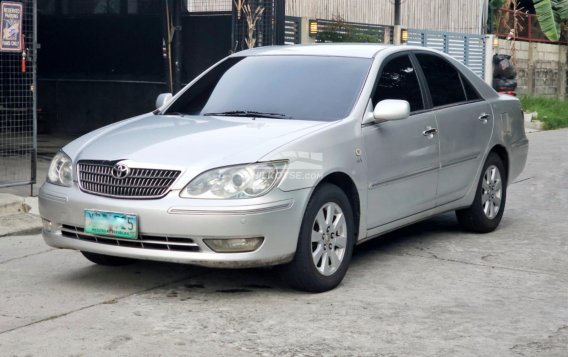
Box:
[39,44,528,292]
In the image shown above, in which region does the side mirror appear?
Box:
[373,100,410,123]
[155,93,173,109]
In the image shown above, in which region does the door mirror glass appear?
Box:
[156,93,173,109]
[373,100,410,122]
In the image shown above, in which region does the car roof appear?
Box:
[233,44,451,59]
[234,44,391,58]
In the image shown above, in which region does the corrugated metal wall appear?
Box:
[285,0,486,34]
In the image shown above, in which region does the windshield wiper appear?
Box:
[203,110,291,119]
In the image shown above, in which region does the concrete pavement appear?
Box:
[0,134,71,198]
[0,134,69,236]
[0,194,41,237]
[0,129,566,356]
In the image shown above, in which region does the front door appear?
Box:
[363,54,440,230]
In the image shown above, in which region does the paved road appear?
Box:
[0,129,567,356]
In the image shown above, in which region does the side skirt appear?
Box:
[358,196,473,245]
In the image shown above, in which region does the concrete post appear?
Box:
[384,28,391,45]
[559,46,567,99]
[300,17,316,44]
[393,25,402,45]
[528,43,535,96]
[559,64,566,99]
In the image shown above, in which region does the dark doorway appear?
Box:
[36,0,233,136]
[36,0,284,136]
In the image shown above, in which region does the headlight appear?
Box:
[47,151,73,187]
[181,161,287,199]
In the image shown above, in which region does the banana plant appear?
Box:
[490,0,506,9]
[534,0,568,41]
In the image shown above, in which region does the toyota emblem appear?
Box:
[111,163,130,179]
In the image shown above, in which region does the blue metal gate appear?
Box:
[408,29,487,79]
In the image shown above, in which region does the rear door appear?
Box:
[414,53,493,205]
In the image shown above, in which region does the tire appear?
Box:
[81,251,136,266]
[456,153,507,233]
[280,183,355,293]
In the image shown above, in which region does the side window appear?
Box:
[461,74,481,101]
[373,55,424,112]
[415,54,466,107]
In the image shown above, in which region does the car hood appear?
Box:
[65,113,329,171]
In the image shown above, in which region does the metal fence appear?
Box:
[314,18,393,44]
[408,29,486,78]
[285,16,301,45]
[493,8,567,45]
[0,0,37,189]
[232,0,285,51]
[186,0,231,12]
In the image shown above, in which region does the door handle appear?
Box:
[478,113,490,123]
[422,127,438,139]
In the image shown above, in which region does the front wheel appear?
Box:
[456,153,507,233]
[280,183,355,293]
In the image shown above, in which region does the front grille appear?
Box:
[77,161,181,199]
[61,225,200,252]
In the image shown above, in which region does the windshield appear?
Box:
[165,55,372,121]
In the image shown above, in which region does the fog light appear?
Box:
[42,219,61,234]
[203,237,264,253]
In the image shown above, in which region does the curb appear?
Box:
[0,194,42,237]
[0,213,42,237]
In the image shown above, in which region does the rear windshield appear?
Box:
[165,56,372,121]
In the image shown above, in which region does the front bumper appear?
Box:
[39,183,311,268]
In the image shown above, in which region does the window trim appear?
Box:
[412,51,486,111]
[459,73,483,103]
[369,52,427,115]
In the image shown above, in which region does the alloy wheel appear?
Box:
[311,202,348,276]
[481,165,503,219]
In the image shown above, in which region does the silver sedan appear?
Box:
[39,44,529,292]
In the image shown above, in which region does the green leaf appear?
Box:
[534,0,561,41]
[553,0,568,21]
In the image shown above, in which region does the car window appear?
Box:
[415,53,467,107]
[166,56,372,121]
[373,55,424,112]
[461,74,482,101]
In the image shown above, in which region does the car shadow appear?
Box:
[58,255,287,294]
[352,212,462,261]
[56,260,196,289]
[55,213,463,295]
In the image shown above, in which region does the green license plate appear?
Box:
[84,210,138,239]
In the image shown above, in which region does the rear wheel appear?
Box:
[456,153,507,233]
[81,251,136,266]
[280,184,355,293]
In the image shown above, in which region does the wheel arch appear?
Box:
[313,172,361,240]
[489,144,510,181]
